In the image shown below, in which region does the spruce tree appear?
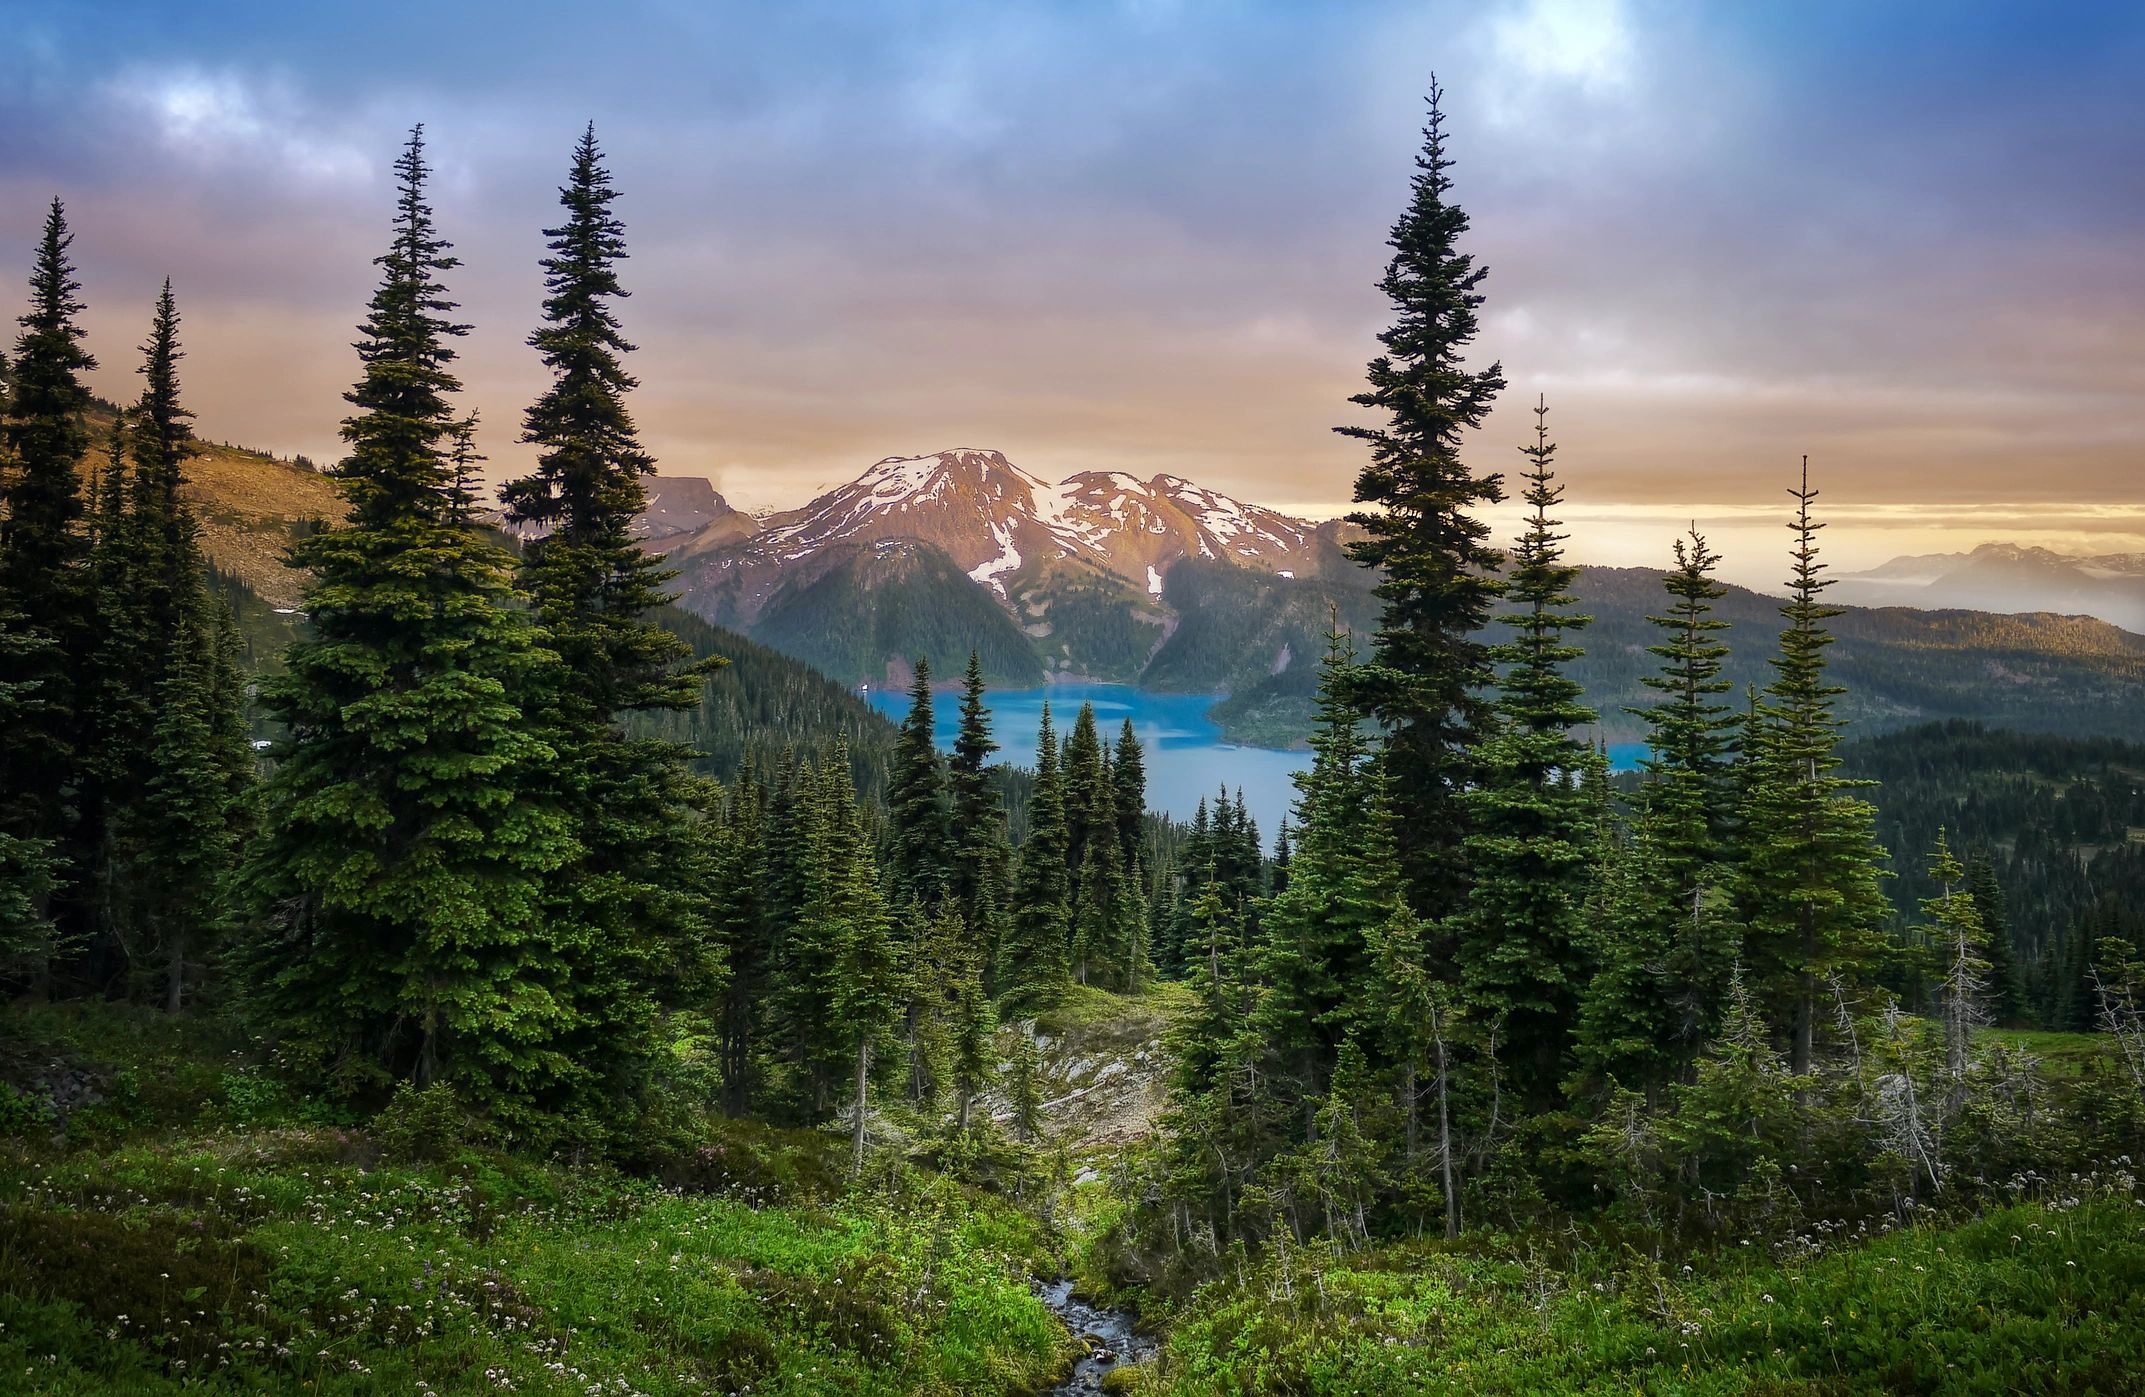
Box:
[503,124,700,717]
[1258,626,1383,1107]
[1633,528,1737,866]
[946,651,1014,978]
[242,129,584,1133]
[887,657,953,907]
[1576,529,1740,1099]
[1061,702,1106,906]
[806,757,902,1172]
[1966,854,2025,1025]
[1456,399,1600,1106]
[1001,705,1073,1008]
[93,283,219,985]
[1112,717,1146,866]
[1340,81,1506,919]
[0,199,98,952]
[501,123,719,1096]
[1736,460,1890,1073]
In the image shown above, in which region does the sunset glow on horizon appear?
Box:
[6,0,2141,580]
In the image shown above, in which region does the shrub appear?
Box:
[372,1082,487,1162]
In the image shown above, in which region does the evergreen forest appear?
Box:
[2,95,2143,1396]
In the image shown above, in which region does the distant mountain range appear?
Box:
[633,447,2145,747]
[1836,542,2145,633]
[129,423,2145,750]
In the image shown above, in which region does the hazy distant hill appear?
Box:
[1574,566,2145,741]
[1836,542,2145,632]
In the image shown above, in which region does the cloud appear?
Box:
[1490,0,1634,94]
[0,0,2138,579]
[107,66,371,187]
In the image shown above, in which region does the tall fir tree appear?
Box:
[1258,626,1385,1109]
[1965,853,2025,1026]
[946,650,1013,981]
[1576,529,1741,1100]
[501,123,721,1097]
[1735,460,1891,1073]
[1340,81,1506,920]
[887,657,953,908]
[1456,399,1601,1106]
[1634,528,1738,865]
[1001,704,1073,1008]
[805,755,902,1171]
[104,284,250,1008]
[241,129,587,1135]
[1061,702,1107,908]
[1112,717,1147,867]
[0,199,99,958]
[92,283,224,984]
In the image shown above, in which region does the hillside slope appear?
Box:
[71,407,346,609]
[1575,566,2145,741]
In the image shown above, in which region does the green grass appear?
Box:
[0,1137,1069,1393]
[1137,1181,2145,1395]
[1982,1029,2111,1081]
[0,1003,1072,1395]
[1033,982,1189,1036]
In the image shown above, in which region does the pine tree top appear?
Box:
[1491,398,1593,735]
[506,122,652,537]
[336,127,468,529]
[130,280,195,509]
[2,199,98,572]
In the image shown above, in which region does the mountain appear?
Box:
[74,407,346,610]
[665,448,1352,686]
[671,447,1340,603]
[1836,542,2145,632]
[648,447,2145,748]
[124,421,2145,752]
[635,475,757,549]
[1571,566,2145,742]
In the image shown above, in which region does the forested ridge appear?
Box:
[2,93,2143,1396]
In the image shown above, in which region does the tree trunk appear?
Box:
[165,924,186,1015]
[1434,1032,1458,1240]
[852,1041,872,1176]
[1793,971,1815,1076]
[1402,1058,1419,1169]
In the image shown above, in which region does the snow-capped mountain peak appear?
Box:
[700,447,1332,601]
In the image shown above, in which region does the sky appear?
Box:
[3,0,2142,584]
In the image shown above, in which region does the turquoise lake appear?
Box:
[865,682,1647,849]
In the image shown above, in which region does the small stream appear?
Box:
[1034,1277,1157,1395]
